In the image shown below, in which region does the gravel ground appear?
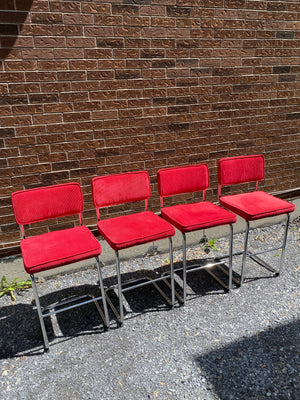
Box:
[0,218,299,400]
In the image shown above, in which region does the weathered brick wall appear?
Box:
[0,0,299,251]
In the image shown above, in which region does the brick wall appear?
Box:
[0,0,299,251]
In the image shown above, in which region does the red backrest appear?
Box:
[11,182,84,226]
[157,164,209,198]
[91,171,151,208]
[218,155,264,186]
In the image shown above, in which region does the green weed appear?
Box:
[202,239,218,254]
[0,276,31,301]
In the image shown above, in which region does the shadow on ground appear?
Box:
[0,284,109,359]
[195,319,300,400]
[0,261,231,359]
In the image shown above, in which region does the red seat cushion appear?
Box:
[97,211,175,251]
[21,226,101,274]
[161,202,236,233]
[219,191,295,221]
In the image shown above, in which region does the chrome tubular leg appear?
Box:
[240,221,250,285]
[279,213,290,275]
[228,224,234,292]
[30,274,49,351]
[96,257,110,329]
[169,238,175,308]
[182,233,187,304]
[115,251,124,325]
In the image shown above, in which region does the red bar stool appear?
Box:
[11,182,109,351]
[157,164,237,304]
[218,154,295,284]
[91,171,175,324]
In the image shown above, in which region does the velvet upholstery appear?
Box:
[157,164,236,232]
[157,164,209,198]
[97,211,175,251]
[157,164,236,298]
[92,171,175,249]
[217,154,295,285]
[11,183,108,350]
[11,183,102,274]
[218,155,295,220]
[219,191,295,221]
[12,182,83,226]
[21,226,101,274]
[161,202,236,233]
[218,154,264,186]
[92,171,151,208]
[92,171,176,324]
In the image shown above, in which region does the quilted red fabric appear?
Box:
[161,202,237,233]
[219,191,295,221]
[92,171,151,208]
[12,183,83,225]
[157,164,209,198]
[97,211,175,251]
[218,154,264,186]
[21,226,101,274]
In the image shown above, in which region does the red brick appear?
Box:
[12,104,43,115]
[177,18,202,28]
[40,82,71,92]
[25,71,57,82]
[67,37,96,48]
[0,116,32,127]
[87,70,114,80]
[8,155,38,167]
[33,113,63,125]
[9,83,40,94]
[37,61,67,71]
[151,17,176,28]
[84,49,113,59]
[0,0,299,254]
[123,16,150,27]
[71,101,98,112]
[44,103,73,113]
[0,11,28,23]
[141,27,167,38]
[2,0,14,10]
[22,48,54,59]
[119,108,143,118]
[52,25,83,36]
[34,36,66,48]
[0,72,25,82]
[63,13,93,25]
[81,3,111,14]
[57,71,86,81]
[92,110,118,120]
[50,1,81,13]
[58,93,87,104]
[54,49,84,59]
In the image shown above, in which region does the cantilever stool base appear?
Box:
[98,212,175,324]
[161,202,236,303]
[219,193,294,284]
[11,183,109,351]
[92,171,175,325]
[218,155,295,285]
[157,164,237,305]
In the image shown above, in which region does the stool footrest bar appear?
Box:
[41,294,106,324]
[248,252,279,274]
[105,276,174,323]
